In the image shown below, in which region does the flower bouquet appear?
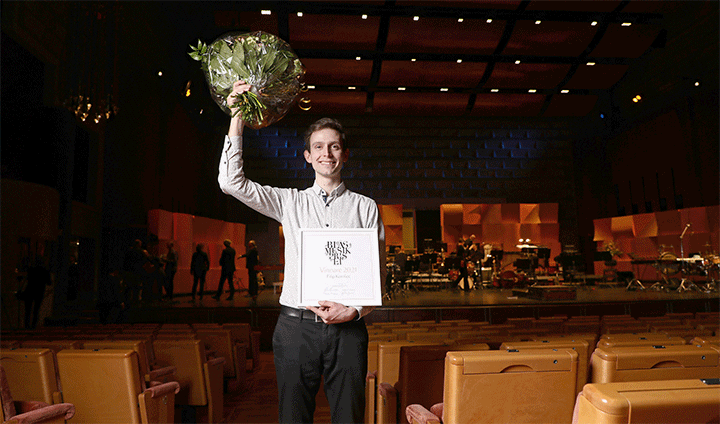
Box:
[188,31,305,129]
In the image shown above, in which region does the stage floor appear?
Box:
[157,282,718,308]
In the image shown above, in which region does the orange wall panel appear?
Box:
[520,203,540,224]
[462,204,483,225]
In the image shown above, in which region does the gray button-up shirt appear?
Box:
[218,135,385,317]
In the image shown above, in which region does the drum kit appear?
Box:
[643,242,718,293]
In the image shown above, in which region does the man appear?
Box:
[163,241,178,300]
[212,239,236,300]
[218,80,385,424]
[240,240,259,298]
[190,243,210,301]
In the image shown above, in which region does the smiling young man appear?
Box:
[218,81,385,423]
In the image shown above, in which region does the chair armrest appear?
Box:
[365,372,377,424]
[405,404,441,424]
[146,365,176,383]
[139,383,179,424]
[145,381,180,397]
[8,403,75,424]
[207,356,226,367]
[377,383,397,424]
[429,403,443,419]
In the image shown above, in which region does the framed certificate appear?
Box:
[298,228,382,306]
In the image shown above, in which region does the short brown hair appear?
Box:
[303,117,347,152]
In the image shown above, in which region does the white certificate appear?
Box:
[298,228,382,306]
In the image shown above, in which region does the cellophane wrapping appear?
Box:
[189,31,305,129]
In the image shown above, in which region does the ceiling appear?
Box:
[135,0,717,122]
[175,1,714,119]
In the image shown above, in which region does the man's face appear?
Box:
[304,128,348,179]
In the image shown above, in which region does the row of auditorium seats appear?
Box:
[1,322,260,423]
[364,312,720,424]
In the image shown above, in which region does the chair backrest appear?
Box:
[590,344,720,383]
[57,349,143,423]
[194,328,237,377]
[0,348,59,405]
[499,338,590,395]
[377,341,440,387]
[574,379,720,424]
[82,340,152,385]
[396,343,490,424]
[596,335,686,349]
[443,349,579,423]
[152,338,208,406]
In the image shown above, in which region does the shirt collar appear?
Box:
[311,181,346,199]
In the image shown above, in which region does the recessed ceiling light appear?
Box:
[413,16,419,21]
[515,60,521,65]
[411,58,417,62]
[356,56,361,61]
[591,21,598,26]
[440,88,449,92]
[561,89,569,94]
[261,10,271,15]
[458,18,464,23]
[398,87,406,91]
[622,22,632,26]
[486,19,493,23]
[348,86,356,90]
[695,81,700,86]
[297,12,303,17]
[362,14,368,19]
[587,62,596,66]
[157,71,163,77]
[491,89,499,93]
[528,89,537,93]
[535,20,541,25]
[457,59,463,63]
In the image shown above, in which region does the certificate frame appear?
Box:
[297,228,382,306]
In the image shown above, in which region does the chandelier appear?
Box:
[63,3,118,124]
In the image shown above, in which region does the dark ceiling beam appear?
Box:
[541,0,630,116]
[366,0,394,113]
[466,0,529,113]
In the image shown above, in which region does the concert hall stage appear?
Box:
[123,284,719,349]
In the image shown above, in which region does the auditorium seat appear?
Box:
[500,338,590,395]
[193,328,247,390]
[81,340,176,385]
[690,335,720,347]
[152,338,225,423]
[0,348,61,405]
[379,343,490,424]
[590,344,720,383]
[19,340,83,353]
[406,348,579,423]
[377,341,442,389]
[0,365,75,424]
[573,379,720,424]
[596,334,686,349]
[56,349,180,423]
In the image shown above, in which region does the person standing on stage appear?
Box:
[218,80,385,424]
[240,240,259,298]
[212,239,236,300]
[190,243,210,301]
[163,241,178,300]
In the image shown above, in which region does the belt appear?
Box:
[280,305,321,322]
